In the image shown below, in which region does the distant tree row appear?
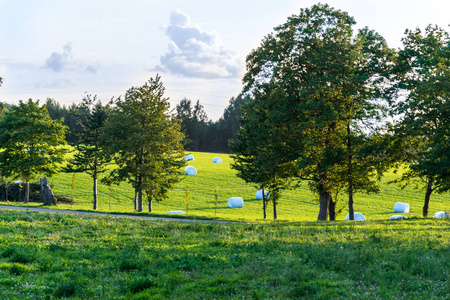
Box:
[43,95,246,154]
[231,3,450,220]
[173,96,247,153]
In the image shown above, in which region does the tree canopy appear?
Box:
[0,100,67,203]
[237,3,395,220]
[391,25,450,216]
[102,76,186,212]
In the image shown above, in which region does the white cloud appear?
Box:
[158,10,241,79]
[43,43,98,74]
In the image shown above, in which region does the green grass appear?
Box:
[0,210,448,299]
[1,151,449,221]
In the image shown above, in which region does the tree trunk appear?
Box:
[318,191,330,220]
[329,195,336,221]
[317,172,330,220]
[137,141,144,212]
[273,199,277,220]
[423,177,434,217]
[348,191,354,220]
[134,188,138,211]
[262,188,267,219]
[41,177,56,206]
[148,194,153,212]
[137,187,143,212]
[24,181,30,203]
[347,122,354,221]
[93,176,98,210]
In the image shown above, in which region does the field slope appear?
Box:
[1,151,448,221]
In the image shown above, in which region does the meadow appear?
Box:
[1,151,449,299]
[0,210,449,299]
[1,151,448,222]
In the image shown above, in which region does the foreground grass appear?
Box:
[1,151,449,222]
[0,210,449,299]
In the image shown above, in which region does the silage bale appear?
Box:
[227,197,243,208]
[212,157,222,163]
[389,215,406,220]
[433,211,449,218]
[184,166,197,175]
[393,202,409,213]
[345,212,366,221]
[185,154,194,161]
[168,210,185,214]
[255,189,270,200]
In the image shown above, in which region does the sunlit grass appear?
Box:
[0,210,448,299]
[1,151,448,221]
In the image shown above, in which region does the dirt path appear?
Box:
[0,205,231,223]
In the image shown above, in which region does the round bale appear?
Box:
[255,189,270,200]
[393,202,410,213]
[345,212,366,221]
[227,197,243,208]
[184,166,197,175]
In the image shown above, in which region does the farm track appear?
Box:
[0,205,231,223]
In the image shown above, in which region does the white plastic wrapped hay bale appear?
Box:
[433,211,449,218]
[184,154,194,161]
[212,157,222,163]
[227,197,243,208]
[389,215,406,220]
[168,210,185,214]
[345,212,366,221]
[393,202,409,213]
[184,166,197,175]
[255,189,270,200]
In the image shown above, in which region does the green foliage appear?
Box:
[392,25,450,215]
[45,98,83,144]
[237,3,396,220]
[0,210,449,299]
[102,75,186,212]
[174,98,209,151]
[63,94,111,209]
[0,99,67,202]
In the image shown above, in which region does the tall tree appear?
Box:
[63,95,111,210]
[392,25,450,216]
[0,100,67,203]
[102,76,186,212]
[241,4,394,220]
[231,86,297,219]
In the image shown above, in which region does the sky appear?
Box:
[0,0,449,120]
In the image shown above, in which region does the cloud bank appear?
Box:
[158,10,240,79]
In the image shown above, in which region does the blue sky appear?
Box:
[0,0,449,119]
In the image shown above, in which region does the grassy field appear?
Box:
[0,151,449,221]
[0,210,448,299]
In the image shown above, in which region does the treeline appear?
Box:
[44,95,247,153]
